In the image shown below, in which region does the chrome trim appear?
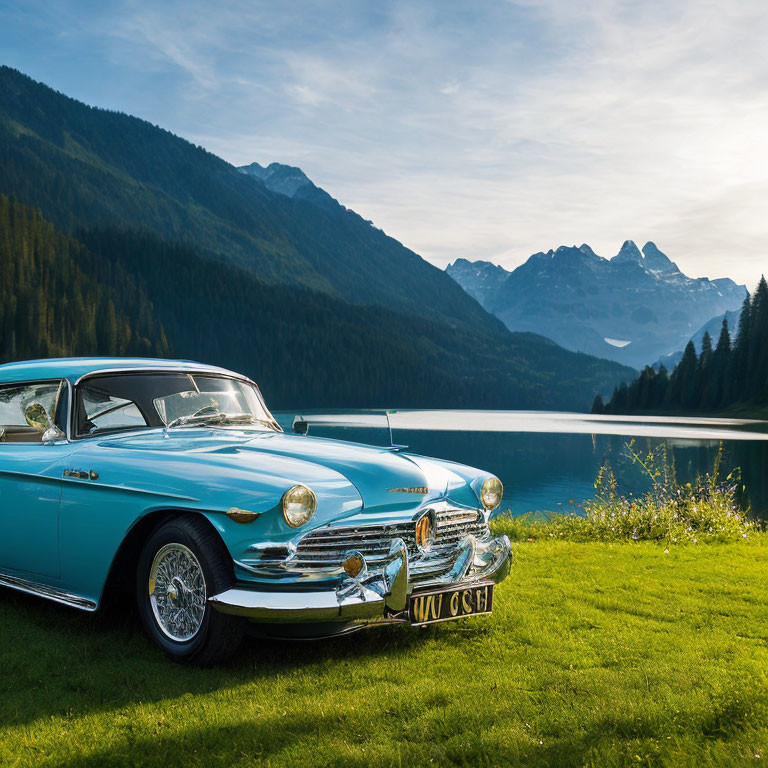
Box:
[0,571,97,611]
[72,365,253,387]
[227,507,262,523]
[209,583,388,621]
[383,538,409,611]
[260,502,490,587]
[63,469,98,480]
[388,486,428,494]
[282,484,317,528]
[414,507,436,552]
[64,377,74,442]
[149,543,207,641]
[58,476,199,501]
[211,533,511,623]
[0,469,65,485]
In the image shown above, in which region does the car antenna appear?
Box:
[385,410,408,451]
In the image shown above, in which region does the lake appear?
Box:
[273,410,768,520]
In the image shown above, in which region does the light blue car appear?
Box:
[0,358,511,663]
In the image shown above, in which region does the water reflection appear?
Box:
[274,410,768,520]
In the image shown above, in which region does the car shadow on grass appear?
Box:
[0,587,435,730]
[43,712,376,768]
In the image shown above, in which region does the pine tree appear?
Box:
[703,319,731,410]
[749,276,768,403]
[696,331,713,407]
[651,364,669,408]
[666,341,698,410]
[727,295,752,403]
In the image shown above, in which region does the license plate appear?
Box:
[409,582,494,626]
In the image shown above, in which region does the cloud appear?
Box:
[3,0,767,287]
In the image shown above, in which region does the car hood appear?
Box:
[84,428,482,519]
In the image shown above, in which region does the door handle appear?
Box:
[63,470,99,481]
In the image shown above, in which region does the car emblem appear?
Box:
[388,486,429,494]
[415,510,436,551]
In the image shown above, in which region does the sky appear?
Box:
[1,0,767,288]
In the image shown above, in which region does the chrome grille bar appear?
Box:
[287,505,491,584]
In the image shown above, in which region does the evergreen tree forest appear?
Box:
[0,195,169,361]
[0,194,631,410]
[594,278,768,415]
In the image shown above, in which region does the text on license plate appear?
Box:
[409,583,494,626]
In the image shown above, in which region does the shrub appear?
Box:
[491,441,757,545]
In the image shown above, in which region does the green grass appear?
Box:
[2,539,768,767]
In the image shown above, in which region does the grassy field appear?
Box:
[1,539,767,767]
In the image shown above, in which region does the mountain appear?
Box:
[0,66,636,410]
[0,65,493,334]
[447,242,747,369]
[238,161,341,214]
[597,277,768,415]
[655,307,743,371]
[0,194,633,410]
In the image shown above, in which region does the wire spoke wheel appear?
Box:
[149,543,207,641]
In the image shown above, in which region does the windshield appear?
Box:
[75,373,279,437]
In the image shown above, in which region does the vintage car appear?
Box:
[0,358,511,663]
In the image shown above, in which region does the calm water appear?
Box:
[273,410,768,520]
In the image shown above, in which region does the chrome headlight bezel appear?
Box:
[480,476,503,511]
[414,508,436,552]
[282,485,317,528]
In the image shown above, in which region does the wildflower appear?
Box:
[664,548,669,554]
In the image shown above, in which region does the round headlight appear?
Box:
[481,477,503,511]
[282,485,317,528]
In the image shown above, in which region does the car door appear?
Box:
[0,379,72,578]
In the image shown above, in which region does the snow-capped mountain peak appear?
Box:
[445,241,747,368]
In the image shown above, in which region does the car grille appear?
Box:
[293,507,490,583]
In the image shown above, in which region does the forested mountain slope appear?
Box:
[0,195,169,362]
[0,66,637,410]
[0,195,635,408]
[596,279,768,415]
[0,65,494,333]
[78,228,636,409]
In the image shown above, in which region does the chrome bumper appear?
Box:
[209,534,511,623]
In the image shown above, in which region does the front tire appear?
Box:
[136,516,245,665]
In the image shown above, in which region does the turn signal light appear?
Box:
[343,552,365,578]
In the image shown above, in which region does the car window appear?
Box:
[78,386,149,436]
[0,381,65,444]
[74,373,278,438]
[81,391,147,434]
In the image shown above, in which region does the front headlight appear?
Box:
[480,477,503,511]
[282,485,317,528]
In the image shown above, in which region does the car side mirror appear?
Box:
[25,403,65,443]
[25,402,51,431]
[292,416,309,436]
